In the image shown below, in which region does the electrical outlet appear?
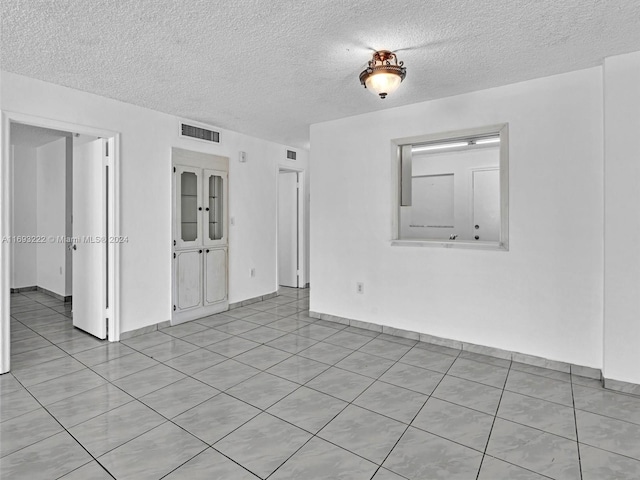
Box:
[250,268,256,278]
[239,151,247,163]
[356,282,364,294]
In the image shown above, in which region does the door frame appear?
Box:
[276,166,305,289]
[1,111,121,374]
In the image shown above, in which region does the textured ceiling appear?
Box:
[10,123,70,148]
[2,1,640,148]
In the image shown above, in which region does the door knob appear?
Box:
[72,244,77,250]
[206,207,210,211]
[475,225,479,229]
[198,207,202,211]
[206,249,210,253]
[199,250,203,254]
[474,235,480,240]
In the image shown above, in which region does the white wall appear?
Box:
[603,51,640,385]
[1,71,309,335]
[10,144,37,288]
[310,67,604,369]
[36,137,67,296]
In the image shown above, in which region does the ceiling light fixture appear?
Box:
[412,136,500,153]
[359,50,406,99]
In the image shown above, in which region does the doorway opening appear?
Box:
[1,113,120,374]
[277,168,305,289]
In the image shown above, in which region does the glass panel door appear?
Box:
[208,175,223,240]
[176,166,201,248]
[203,169,227,246]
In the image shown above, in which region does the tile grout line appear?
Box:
[366,344,464,479]
[570,372,585,480]
[264,328,418,479]
[190,318,414,478]
[5,367,117,479]
[4,293,308,477]
[474,357,512,480]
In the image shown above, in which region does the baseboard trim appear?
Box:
[123,292,279,340]
[36,286,71,303]
[229,291,278,309]
[309,310,611,386]
[11,285,71,302]
[603,377,640,396]
[10,286,37,293]
[120,321,171,340]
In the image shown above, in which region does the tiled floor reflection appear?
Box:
[2,288,640,479]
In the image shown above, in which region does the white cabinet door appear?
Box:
[204,248,227,305]
[175,249,202,311]
[202,169,227,247]
[176,166,202,249]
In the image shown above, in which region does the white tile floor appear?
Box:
[2,288,640,479]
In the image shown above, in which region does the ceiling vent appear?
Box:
[180,122,220,143]
[286,150,297,160]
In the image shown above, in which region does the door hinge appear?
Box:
[173,252,176,259]
[105,142,109,157]
[173,305,176,311]
[105,318,109,336]
[173,166,176,173]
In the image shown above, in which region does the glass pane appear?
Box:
[208,175,224,240]
[181,171,198,242]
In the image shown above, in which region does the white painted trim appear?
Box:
[1,111,122,373]
[1,114,10,374]
[276,165,306,289]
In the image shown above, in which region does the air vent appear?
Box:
[286,150,297,160]
[180,123,220,143]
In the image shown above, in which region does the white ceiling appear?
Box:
[10,123,70,148]
[2,1,640,148]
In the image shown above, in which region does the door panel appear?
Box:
[72,137,106,339]
[203,169,227,247]
[176,166,201,249]
[176,249,202,311]
[472,169,500,242]
[204,248,227,305]
[278,172,298,287]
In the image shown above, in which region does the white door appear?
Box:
[72,137,106,338]
[278,172,298,287]
[472,168,500,242]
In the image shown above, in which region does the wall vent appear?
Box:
[180,123,220,143]
[286,150,297,160]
